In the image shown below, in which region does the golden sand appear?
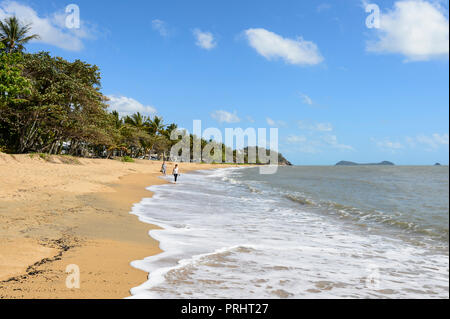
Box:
[0,153,236,298]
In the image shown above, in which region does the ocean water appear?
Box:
[129,166,449,299]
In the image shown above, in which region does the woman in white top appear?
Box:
[173,164,179,183]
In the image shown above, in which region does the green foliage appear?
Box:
[38,153,50,161]
[28,152,50,161]
[0,43,32,149]
[0,43,31,101]
[1,50,114,155]
[121,156,134,163]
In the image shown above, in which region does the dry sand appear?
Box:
[0,153,237,299]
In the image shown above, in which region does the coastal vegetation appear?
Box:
[0,16,291,164]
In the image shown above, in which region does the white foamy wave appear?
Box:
[129,168,449,299]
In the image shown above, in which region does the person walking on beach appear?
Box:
[173,164,179,183]
[160,161,167,176]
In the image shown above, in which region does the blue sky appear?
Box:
[1,0,448,165]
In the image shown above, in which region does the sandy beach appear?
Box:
[0,152,235,299]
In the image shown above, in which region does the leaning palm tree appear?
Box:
[0,16,40,53]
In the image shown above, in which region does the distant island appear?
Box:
[336,161,395,166]
[434,163,442,166]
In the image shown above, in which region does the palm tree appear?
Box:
[163,123,178,139]
[124,112,146,129]
[146,116,166,136]
[111,111,123,129]
[0,16,40,53]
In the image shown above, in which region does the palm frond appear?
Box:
[0,16,40,52]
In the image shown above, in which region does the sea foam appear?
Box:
[129,167,449,299]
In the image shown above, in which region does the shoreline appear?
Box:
[0,152,240,298]
[127,166,250,298]
[121,166,450,299]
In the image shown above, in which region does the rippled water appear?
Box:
[129,166,449,299]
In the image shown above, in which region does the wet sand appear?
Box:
[0,152,236,298]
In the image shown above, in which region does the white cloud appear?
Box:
[316,123,333,132]
[286,133,353,153]
[211,110,240,123]
[266,117,287,127]
[286,135,320,153]
[432,133,449,145]
[322,135,354,151]
[299,92,314,105]
[287,135,321,153]
[287,135,307,144]
[152,19,170,37]
[372,138,404,151]
[298,121,333,132]
[374,133,448,151]
[366,0,449,61]
[244,28,323,66]
[193,28,216,50]
[107,95,157,118]
[266,117,276,126]
[0,1,96,51]
[416,133,449,149]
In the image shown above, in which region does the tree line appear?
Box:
[0,16,291,164]
[0,17,183,159]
